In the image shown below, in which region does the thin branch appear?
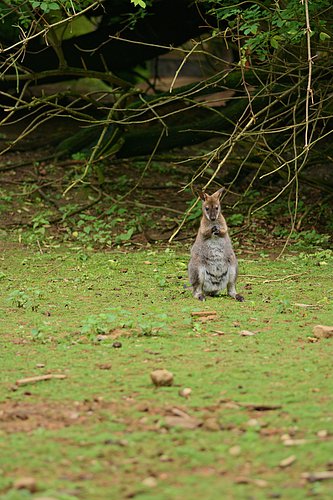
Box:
[0,2,101,54]
[303,0,314,148]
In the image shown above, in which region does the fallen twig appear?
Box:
[191,311,217,317]
[238,403,282,411]
[263,273,305,283]
[15,374,67,386]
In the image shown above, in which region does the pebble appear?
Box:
[13,477,37,493]
[150,369,173,387]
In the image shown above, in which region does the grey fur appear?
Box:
[188,189,244,302]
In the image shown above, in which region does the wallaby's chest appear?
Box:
[199,236,228,267]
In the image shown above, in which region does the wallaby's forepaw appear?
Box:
[211,225,219,235]
[235,294,245,302]
[198,294,205,301]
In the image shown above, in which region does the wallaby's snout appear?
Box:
[207,207,218,221]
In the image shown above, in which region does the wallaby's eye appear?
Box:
[205,207,209,211]
[215,206,218,209]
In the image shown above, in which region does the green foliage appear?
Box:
[0,0,96,37]
[130,0,146,8]
[81,307,171,339]
[7,288,43,311]
[273,227,330,248]
[208,0,332,63]
[227,213,244,226]
[29,1,60,13]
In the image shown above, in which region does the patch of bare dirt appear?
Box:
[0,399,100,433]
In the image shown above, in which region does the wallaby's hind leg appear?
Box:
[189,264,206,301]
[227,264,244,302]
[193,287,205,301]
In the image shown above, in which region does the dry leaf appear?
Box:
[97,363,112,370]
[279,455,297,468]
[283,439,306,446]
[239,330,256,336]
[294,303,319,309]
[302,471,333,482]
[307,337,320,343]
[164,415,200,429]
[191,310,217,322]
[199,315,217,322]
[234,477,267,487]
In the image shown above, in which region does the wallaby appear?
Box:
[188,188,244,302]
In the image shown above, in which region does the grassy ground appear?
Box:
[0,240,332,500]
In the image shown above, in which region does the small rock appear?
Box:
[202,417,220,431]
[112,341,122,348]
[142,476,157,487]
[253,479,268,488]
[150,369,173,387]
[313,325,333,339]
[247,418,260,427]
[13,477,37,493]
[179,387,192,399]
[229,445,241,456]
[36,364,45,368]
[317,429,328,438]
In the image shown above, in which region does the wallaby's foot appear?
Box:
[194,293,205,301]
[228,288,244,302]
[235,294,244,302]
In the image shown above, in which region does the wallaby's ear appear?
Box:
[213,187,224,199]
[199,191,207,201]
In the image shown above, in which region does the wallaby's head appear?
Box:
[200,188,224,222]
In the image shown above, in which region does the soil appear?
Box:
[1,117,332,256]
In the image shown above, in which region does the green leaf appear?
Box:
[319,32,331,41]
[130,0,146,8]
[48,2,60,10]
